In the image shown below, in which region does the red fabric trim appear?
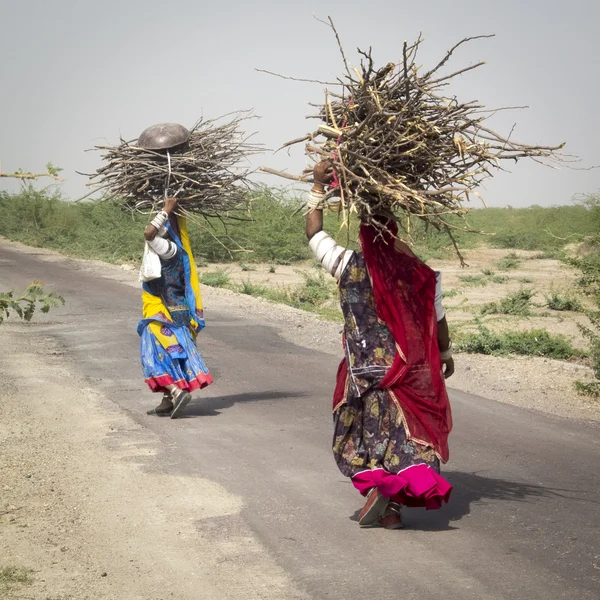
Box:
[145,372,213,394]
[332,358,348,411]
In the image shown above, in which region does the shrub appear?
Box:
[495,252,521,271]
[456,326,583,360]
[491,275,510,284]
[458,274,488,287]
[200,269,230,287]
[545,292,584,312]
[480,289,535,316]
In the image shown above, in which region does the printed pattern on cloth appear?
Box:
[333,250,451,508]
[339,253,397,396]
[140,321,212,393]
[333,387,440,477]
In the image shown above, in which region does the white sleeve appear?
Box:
[434,271,445,321]
[308,230,353,282]
[147,236,178,260]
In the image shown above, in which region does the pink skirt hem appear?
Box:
[351,464,452,510]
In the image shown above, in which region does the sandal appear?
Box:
[358,488,389,527]
[377,502,404,530]
[146,393,173,416]
[170,389,192,419]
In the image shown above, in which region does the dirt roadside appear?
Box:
[0,326,309,600]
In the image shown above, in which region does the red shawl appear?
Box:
[333,221,452,462]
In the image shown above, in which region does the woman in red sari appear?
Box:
[306,162,454,529]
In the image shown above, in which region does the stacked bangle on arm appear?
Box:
[305,187,326,213]
[150,210,168,230]
[439,340,453,361]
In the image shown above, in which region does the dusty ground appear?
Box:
[0,238,599,599]
[0,326,309,600]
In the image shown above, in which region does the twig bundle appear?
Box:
[86,112,261,217]
[261,19,571,247]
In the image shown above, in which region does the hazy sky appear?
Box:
[1,0,598,207]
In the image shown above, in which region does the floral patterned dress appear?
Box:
[333,252,441,480]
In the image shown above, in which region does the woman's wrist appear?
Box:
[439,340,453,361]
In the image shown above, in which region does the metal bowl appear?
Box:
[137,123,190,150]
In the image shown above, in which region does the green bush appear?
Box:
[2,186,599,266]
[456,326,583,360]
[495,252,521,271]
[200,269,230,287]
[545,292,583,312]
[480,288,535,317]
[567,194,600,397]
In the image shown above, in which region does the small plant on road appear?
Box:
[0,283,64,323]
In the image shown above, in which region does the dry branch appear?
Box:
[85,112,262,217]
[0,162,64,182]
[260,20,572,247]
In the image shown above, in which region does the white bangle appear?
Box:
[306,190,326,212]
[440,341,453,361]
[150,211,168,230]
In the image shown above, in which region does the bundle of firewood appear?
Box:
[86,112,261,218]
[261,20,569,245]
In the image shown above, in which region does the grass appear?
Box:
[491,275,510,284]
[495,252,522,271]
[239,264,256,272]
[201,268,341,320]
[200,269,230,287]
[480,289,535,317]
[458,274,488,287]
[545,292,584,312]
[443,289,459,298]
[455,327,584,360]
[239,280,268,296]
[574,380,600,399]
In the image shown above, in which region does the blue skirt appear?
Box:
[140,323,213,393]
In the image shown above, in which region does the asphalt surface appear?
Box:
[1,242,599,600]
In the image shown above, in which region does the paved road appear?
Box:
[1,242,599,600]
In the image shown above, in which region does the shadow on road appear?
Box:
[350,470,573,531]
[410,470,573,531]
[183,390,307,417]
